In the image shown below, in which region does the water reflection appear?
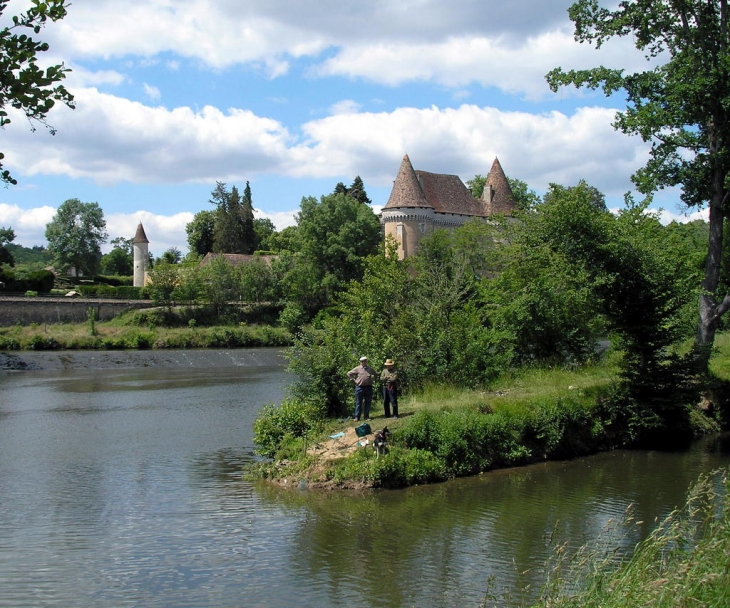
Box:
[1,353,729,607]
[257,435,730,606]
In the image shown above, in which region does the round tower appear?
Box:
[132,222,149,287]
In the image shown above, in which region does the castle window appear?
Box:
[396,223,404,238]
[418,222,426,234]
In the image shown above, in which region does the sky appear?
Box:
[0,0,709,256]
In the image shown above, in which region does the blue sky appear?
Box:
[0,0,707,256]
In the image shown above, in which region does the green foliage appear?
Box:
[45,199,108,277]
[5,242,52,267]
[0,0,74,185]
[100,246,133,276]
[546,0,730,369]
[238,256,275,305]
[0,268,54,292]
[278,300,308,333]
[24,290,38,297]
[534,469,730,608]
[147,262,180,310]
[199,255,238,316]
[87,306,97,336]
[253,397,327,458]
[253,217,277,252]
[291,192,381,308]
[210,181,255,254]
[186,209,216,256]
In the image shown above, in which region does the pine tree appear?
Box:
[347,176,372,205]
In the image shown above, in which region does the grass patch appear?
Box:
[0,320,292,350]
[525,467,730,608]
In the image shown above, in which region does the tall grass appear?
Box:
[524,467,730,608]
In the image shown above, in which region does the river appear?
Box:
[1,349,728,607]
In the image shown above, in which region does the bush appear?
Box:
[253,397,327,458]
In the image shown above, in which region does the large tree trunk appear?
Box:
[694,184,730,372]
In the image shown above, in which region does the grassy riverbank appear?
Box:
[524,467,730,608]
[0,311,292,350]
[250,339,729,490]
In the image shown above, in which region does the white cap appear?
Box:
[359,356,368,361]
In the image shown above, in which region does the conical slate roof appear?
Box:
[384,154,431,210]
[384,154,486,216]
[483,157,517,215]
[133,222,149,244]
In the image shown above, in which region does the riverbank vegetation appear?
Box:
[250,186,728,489]
[523,467,730,608]
[0,308,291,350]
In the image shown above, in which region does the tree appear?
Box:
[466,174,487,198]
[110,236,132,255]
[0,0,75,185]
[293,192,382,308]
[240,181,256,250]
[100,236,133,275]
[546,0,730,371]
[159,247,182,265]
[210,181,255,254]
[253,217,277,251]
[331,176,372,204]
[347,176,372,205]
[186,209,216,256]
[543,179,607,212]
[45,199,107,277]
[238,257,274,305]
[515,182,692,393]
[508,177,542,213]
[0,226,16,267]
[100,247,133,276]
[200,255,238,316]
[147,262,179,310]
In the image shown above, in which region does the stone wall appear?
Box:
[0,297,153,326]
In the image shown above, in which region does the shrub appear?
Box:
[253,397,327,458]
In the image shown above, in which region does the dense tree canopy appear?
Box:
[45,199,107,277]
[186,209,216,256]
[0,0,75,185]
[546,0,730,371]
[292,192,381,306]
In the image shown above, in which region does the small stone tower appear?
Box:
[132,222,149,287]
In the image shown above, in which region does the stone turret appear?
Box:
[132,222,149,288]
[481,157,517,216]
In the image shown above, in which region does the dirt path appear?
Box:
[307,425,370,460]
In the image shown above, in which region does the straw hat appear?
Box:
[359,356,368,361]
[383,359,395,366]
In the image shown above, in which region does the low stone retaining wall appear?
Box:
[0,297,153,326]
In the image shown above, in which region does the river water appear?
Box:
[1,349,729,607]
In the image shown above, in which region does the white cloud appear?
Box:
[106,211,193,255]
[40,0,648,99]
[0,204,56,245]
[143,83,161,101]
[253,208,298,231]
[329,100,362,115]
[3,88,295,185]
[1,89,653,204]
